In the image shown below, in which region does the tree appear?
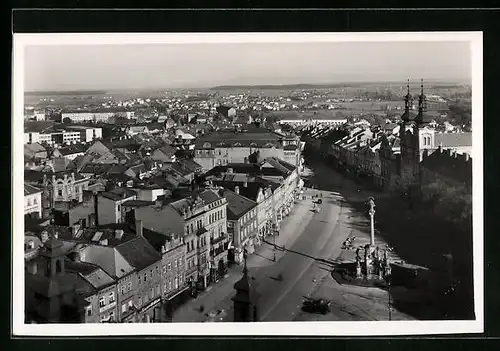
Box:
[62,117,72,124]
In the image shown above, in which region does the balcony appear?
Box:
[211,245,226,258]
[210,233,226,246]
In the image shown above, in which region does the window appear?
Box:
[150,288,154,299]
[122,303,127,313]
[163,282,167,293]
[109,311,115,322]
[156,266,160,274]
[163,265,167,274]
[156,284,161,295]
[179,258,183,267]
[117,204,121,212]
[168,280,172,291]
[168,262,171,271]
[33,198,37,205]
[174,277,179,289]
[174,260,177,269]
[143,274,147,282]
[179,275,183,285]
[138,297,142,306]
[109,292,115,303]
[150,269,153,278]
[99,297,105,308]
[57,189,63,197]
[87,305,92,317]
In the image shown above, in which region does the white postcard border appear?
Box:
[12,32,483,336]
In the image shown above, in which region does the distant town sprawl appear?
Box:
[22,81,472,324]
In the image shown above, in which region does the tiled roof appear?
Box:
[195,129,284,149]
[219,188,257,220]
[212,180,263,202]
[116,236,162,271]
[79,163,113,175]
[58,144,88,156]
[24,143,47,154]
[101,188,137,201]
[24,183,42,196]
[198,189,222,204]
[65,260,115,289]
[435,132,472,148]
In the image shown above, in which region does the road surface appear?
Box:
[172,160,414,322]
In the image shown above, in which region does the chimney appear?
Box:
[136,220,143,237]
[234,186,240,194]
[115,229,124,239]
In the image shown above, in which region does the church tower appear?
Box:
[25,234,80,323]
[415,79,436,161]
[231,250,259,322]
[399,79,420,187]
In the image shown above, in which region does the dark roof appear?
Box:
[180,158,203,172]
[220,188,257,220]
[213,180,263,202]
[58,144,88,156]
[79,163,113,175]
[142,228,173,252]
[195,129,286,149]
[205,161,288,178]
[422,149,472,185]
[24,170,87,184]
[156,144,177,157]
[100,188,137,201]
[122,199,155,207]
[198,189,223,204]
[116,236,162,271]
[24,183,42,196]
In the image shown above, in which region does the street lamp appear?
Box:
[273,231,277,262]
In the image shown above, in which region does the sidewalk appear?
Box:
[171,190,315,322]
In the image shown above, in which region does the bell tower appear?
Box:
[26,235,80,323]
[231,249,259,322]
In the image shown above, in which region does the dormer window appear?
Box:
[203,142,211,148]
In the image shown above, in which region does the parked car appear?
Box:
[301,298,331,315]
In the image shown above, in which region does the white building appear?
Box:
[66,126,103,142]
[24,183,42,218]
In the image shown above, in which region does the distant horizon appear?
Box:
[23,41,472,92]
[24,78,471,94]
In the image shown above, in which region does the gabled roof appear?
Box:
[116,236,162,271]
[65,260,115,290]
[24,142,47,154]
[219,188,257,220]
[24,183,42,196]
[101,188,137,201]
[58,144,88,156]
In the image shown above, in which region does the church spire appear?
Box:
[402,79,412,121]
[418,79,427,112]
[415,79,428,125]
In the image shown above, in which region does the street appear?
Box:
[172,160,414,322]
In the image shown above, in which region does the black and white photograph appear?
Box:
[12,32,483,336]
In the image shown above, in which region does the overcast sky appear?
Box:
[24,41,471,91]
